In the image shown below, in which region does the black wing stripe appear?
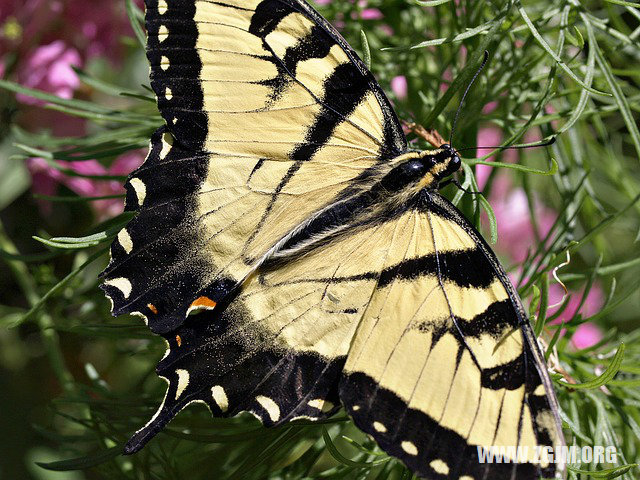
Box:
[341,372,545,480]
[273,0,406,156]
[262,248,498,290]
[377,248,497,289]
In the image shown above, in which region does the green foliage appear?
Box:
[1,0,639,479]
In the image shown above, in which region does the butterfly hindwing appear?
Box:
[340,192,565,479]
[103,0,406,333]
[123,188,565,479]
[124,194,418,451]
[100,127,233,333]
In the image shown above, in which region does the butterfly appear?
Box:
[100,0,566,478]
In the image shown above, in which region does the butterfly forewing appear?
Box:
[102,0,405,333]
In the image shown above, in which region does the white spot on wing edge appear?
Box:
[211,385,228,412]
[175,369,189,399]
[160,131,173,159]
[459,476,474,480]
[158,25,169,42]
[104,277,132,299]
[117,229,133,254]
[129,178,146,206]
[429,459,450,475]
[290,415,319,422]
[165,86,173,100]
[307,398,334,413]
[131,311,149,326]
[256,396,280,422]
[373,421,387,433]
[160,338,170,360]
[401,441,418,456]
[157,0,168,15]
[160,56,170,70]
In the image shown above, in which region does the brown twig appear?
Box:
[402,121,446,148]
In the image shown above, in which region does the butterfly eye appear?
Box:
[447,154,462,175]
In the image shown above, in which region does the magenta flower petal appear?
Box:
[571,323,603,349]
[390,75,408,100]
[548,283,605,330]
[378,24,394,36]
[17,40,82,105]
[482,101,498,114]
[361,8,383,20]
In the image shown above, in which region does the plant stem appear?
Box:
[0,221,74,393]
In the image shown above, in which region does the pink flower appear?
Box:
[2,1,143,219]
[314,0,332,4]
[492,188,557,263]
[482,101,499,114]
[572,323,603,349]
[1,1,135,71]
[17,40,82,104]
[361,8,384,20]
[548,284,604,324]
[439,68,452,93]
[548,283,604,349]
[477,127,557,262]
[390,75,408,100]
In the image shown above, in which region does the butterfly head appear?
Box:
[411,143,461,189]
[433,143,462,179]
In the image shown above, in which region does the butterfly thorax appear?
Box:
[383,144,461,192]
[258,145,461,269]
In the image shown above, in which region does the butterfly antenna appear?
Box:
[449,50,490,146]
[456,136,556,153]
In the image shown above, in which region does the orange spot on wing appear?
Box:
[176,335,182,347]
[190,296,217,309]
[147,303,158,314]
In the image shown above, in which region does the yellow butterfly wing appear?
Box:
[123,193,420,451]
[341,193,565,479]
[101,0,406,333]
[123,188,565,480]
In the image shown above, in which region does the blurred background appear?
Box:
[1,0,639,479]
